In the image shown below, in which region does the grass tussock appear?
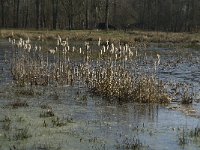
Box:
[40,109,55,118]
[13,127,31,141]
[9,100,29,109]
[52,117,69,127]
[181,88,193,104]
[116,137,146,150]
[0,116,11,131]
[190,126,200,138]
[0,115,11,122]
[40,104,52,109]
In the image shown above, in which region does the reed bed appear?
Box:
[8,34,178,103]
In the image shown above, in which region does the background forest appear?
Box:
[0,0,200,32]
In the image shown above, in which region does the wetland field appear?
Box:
[0,30,200,150]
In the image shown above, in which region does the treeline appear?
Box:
[0,0,200,32]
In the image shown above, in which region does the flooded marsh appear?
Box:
[0,36,200,150]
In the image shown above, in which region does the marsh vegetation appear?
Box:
[0,30,199,149]
[7,33,193,104]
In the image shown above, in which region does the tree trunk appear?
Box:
[13,0,16,28]
[141,0,147,29]
[16,0,20,28]
[113,0,117,26]
[1,0,5,27]
[105,0,109,30]
[85,0,89,29]
[25,0,29,28]
[185,1,190,31]
[36,0,40,29]
[40,0,46,28]
[68,0,74,30]
[52,0,58,30]
[94,6,98,28]
[190,0,195,31]
[13,0,20,28]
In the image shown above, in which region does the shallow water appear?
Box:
[0,40,200,150]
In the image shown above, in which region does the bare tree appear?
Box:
[52,0,59,29]
[0,0,6,27]
[35,0,40,29]
[0,0,200,31]
[105,0,109,30]
[85,0,89,29]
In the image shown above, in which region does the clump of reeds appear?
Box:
[176,126,200,146]
[40,104,52,109]
[0,115,11,122]
[116,137,145,150]
[169,82,194,104]
[190,126,200,138]
[13,127,31,141]
[10,36,75,86]
[9,100,29,109]
[85,65,170,103]
[178,132,188,146]
[15,88,35,96]
[9,34,196,104]
[1,116,11,131]
[79,41,170,103]
[35,143,61,150]
[181,87,193,104]
[52,117,67,127]
[40,109,55,118]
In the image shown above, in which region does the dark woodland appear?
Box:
[0,0,200,32]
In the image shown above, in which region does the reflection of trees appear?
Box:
[96,100,159,125]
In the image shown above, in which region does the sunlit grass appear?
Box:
[1,29,200,43]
